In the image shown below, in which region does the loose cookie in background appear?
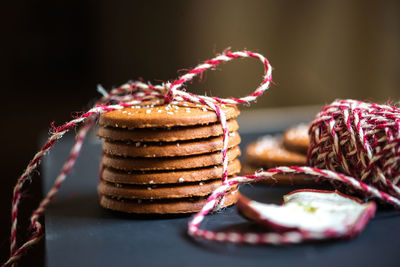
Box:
[243,133,313,185]
[245,135,307,168]
[283,123,310,154]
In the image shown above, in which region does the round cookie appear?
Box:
[283,123,310,154]
[98,178,235,199]
[99,102,240,128]
[102,159,241,184]
[102,146,241,171]
[102,132,241,157]
[241,163,315,185]
[97,119,239,142]
[99,189,239,214]
[245,136,306,168]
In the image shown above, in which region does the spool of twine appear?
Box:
[308,99,400,198]
[188,99,400,245]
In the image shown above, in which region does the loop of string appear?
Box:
[5,49,399,266]
[4,50,272,266]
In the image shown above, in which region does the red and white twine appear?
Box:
[188,99,400,245]
[4,50,272,266]
[4,50,400,266]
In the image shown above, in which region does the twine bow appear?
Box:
[5,50,272,266]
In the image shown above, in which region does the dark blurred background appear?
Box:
[1,0,400,265]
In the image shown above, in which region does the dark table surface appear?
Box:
[44,128,400,267]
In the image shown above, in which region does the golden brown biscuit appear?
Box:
[99,189,239,214]
[101,159,241,184]
[244,135,311,185]
[102,132,240,157]
[102,146,241,171]
[282,123,309,154]
[97,101,242,214]
[245,136,306,168]
[97,119,239,142]
[98,178,235,199]
[99,102,240,128]
[241,162,315,185]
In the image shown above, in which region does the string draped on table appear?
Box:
[188,99,400,244]
[5,50,272,266]
[4,50,400,266]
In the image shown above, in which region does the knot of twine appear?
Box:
[5,50,272,266]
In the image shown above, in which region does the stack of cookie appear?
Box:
[97,102,241,214]
[243,124,312,185]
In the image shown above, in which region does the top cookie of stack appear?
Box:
[97,102,241,214]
